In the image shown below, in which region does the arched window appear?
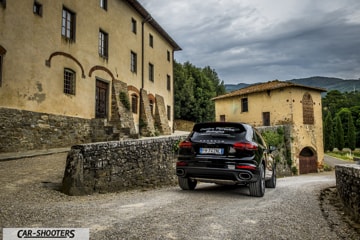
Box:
[149,99,154,116]
[131,94,138,114]
[302,93,314,124]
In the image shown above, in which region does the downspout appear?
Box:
[172,50,175,133]
[140,15,152,136]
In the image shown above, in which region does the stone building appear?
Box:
[212,80,326,174]
[0,0,181,152]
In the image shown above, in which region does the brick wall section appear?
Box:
[154,94,171,135]
[335,164,360,223]
[62,135,188,196]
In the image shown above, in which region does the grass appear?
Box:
[326,149,360,161]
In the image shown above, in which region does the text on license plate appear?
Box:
[200,148,224,155]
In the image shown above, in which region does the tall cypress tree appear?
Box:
[335,115,345,151]
[323,111,334,151]
[347,112,356,151]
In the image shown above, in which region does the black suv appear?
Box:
[176,122,276,197]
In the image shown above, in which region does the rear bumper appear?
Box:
[176,166,260,184]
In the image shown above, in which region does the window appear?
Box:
[167,50,170,62]
[167,105,171,121]
[241,98,248,112]
[64,69,76,95]
[149,63,154,82]
[149,100,154,116]
[0,55,3,87]
[131,18,137,34]
[0,45,5,87]
[263,112,270,126]
[33,2,42,16]
[99,30,109,58]
[100,0,107,10]
[0,0,6,8]
[61,7,76,41]
[166,75,171,91]
[131,94,138,114]
[302,93,314,124]
[130,51,137,73]
[220,115,226,122]
[149,34,153,47]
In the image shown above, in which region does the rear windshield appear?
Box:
[191,126,246,141]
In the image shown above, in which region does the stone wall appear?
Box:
[62,135,187,196]
[335,164,360,223]
[0,108,119,153]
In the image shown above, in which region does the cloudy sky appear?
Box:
[138,0,360,84]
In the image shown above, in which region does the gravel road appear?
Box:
[0,153,359,239]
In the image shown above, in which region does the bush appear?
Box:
[119,92,130,110]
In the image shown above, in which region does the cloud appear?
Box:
[138,0,360,84]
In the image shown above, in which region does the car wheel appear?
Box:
[265,167,276,188]
[249,164,265,197]
[178,177,197,190]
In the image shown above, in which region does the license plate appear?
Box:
[227,165,235,169]
[200,148,224,155]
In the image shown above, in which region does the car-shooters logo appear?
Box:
[3,228,89,240]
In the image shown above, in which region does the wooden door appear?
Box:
[96,80,108,118]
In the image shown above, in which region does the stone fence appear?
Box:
[335,163,360,223]
[61,125,294,196]
[62,134,187,196]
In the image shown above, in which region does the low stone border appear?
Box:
[62,135,187,196]
[335,164,360,223]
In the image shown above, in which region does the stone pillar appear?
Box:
[140,89,156,136]
[154,94,171,135]
[111,80,137,137]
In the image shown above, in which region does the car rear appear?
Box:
[176,122,262,184]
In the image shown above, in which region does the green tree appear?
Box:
[173,61,225,123]
[334,115,344,151]
[322,90,360,148]
[323,111,334,152]
[347,111,356,150]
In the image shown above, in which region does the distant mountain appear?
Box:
[225,83,250,92]
[225,76,360,94]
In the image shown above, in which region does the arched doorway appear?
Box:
[299,147,318,174]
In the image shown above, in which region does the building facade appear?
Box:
[0,0,181,152]
[213,80,326,174]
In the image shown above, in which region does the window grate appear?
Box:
[64,69,76,95]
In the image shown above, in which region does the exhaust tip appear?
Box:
[176,169,185,176]
[239,172,251,180]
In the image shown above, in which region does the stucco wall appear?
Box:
[0,0,175,129]
[214,86,324,174]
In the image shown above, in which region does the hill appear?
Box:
[225,76,360,93]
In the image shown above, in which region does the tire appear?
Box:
[249,164,265,197]
[265,167,276,188]
[178,177,197,190]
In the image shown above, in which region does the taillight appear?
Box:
[236,165,256,170]
[176,161,188,166]
[233,142,258,150]
[179,141,192,148]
